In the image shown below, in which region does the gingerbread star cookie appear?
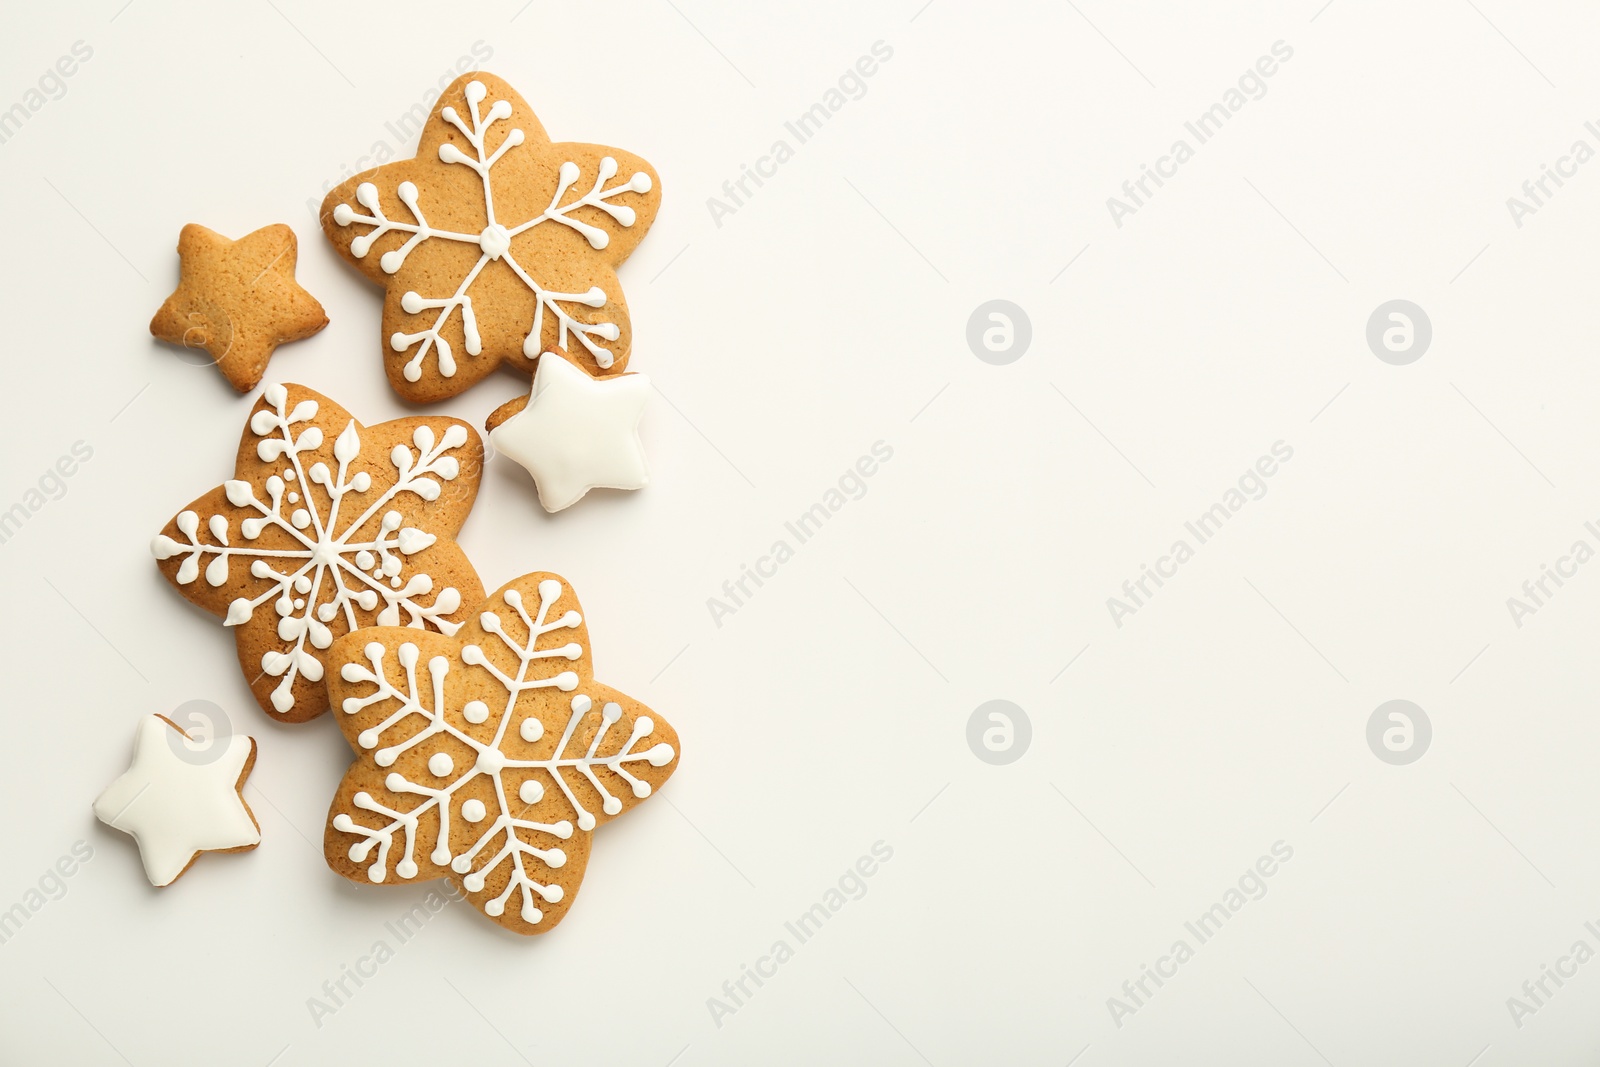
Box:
[93,714,261,887]
[151,383,485,723]
[323,573,679,934]
[486,353,651,512]
[150,223,328,392]
[320,73,661,403]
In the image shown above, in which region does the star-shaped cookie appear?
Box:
[150,223,328,392]
[323,573,679,934]
[93,714,261,886]
[320,72,661,402]
[486,353,650,512]
[151,383,485,723]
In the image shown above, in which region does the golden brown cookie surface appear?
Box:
[320,72,661,403]
[322,572,679,935]
[152,383,484,723]
[150,223,327,392]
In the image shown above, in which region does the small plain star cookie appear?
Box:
[150,223,328,392]
[93,714,261,887]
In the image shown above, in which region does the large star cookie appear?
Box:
[150,223,327,392]
[323,573,679,934]
[93,714,260,887]
[151,383,484,723]
[320,72,661,402]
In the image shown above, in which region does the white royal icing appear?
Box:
[331,79,652,382]
[151,384,473,715]
[331,578,675,925]
[488,354,650,512]
[93,715,260,887]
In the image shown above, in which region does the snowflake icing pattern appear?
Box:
[324,574,679,933]
[152,383,483,721]
[327,75,658,390]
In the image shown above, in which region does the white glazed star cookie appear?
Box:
[93,715,261,886]
[486,353,650,512]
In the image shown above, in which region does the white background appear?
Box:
[2,0,1599,1063]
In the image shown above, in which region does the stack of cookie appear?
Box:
[96,73,679,937]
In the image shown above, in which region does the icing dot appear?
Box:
[462,700,489,724]
[288,492,299,503]
[284,468,296,481]
[461,799,487,823]
[428,752,454,777]
[478,222,511,260]
[520,718,543,742]
[293,598,305,610]
[372,570,383,579]
[294,575,313,594]
[355,551,375,570]
[519,779,543,805]
[390,576,402,589]
[291,509,310,529]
